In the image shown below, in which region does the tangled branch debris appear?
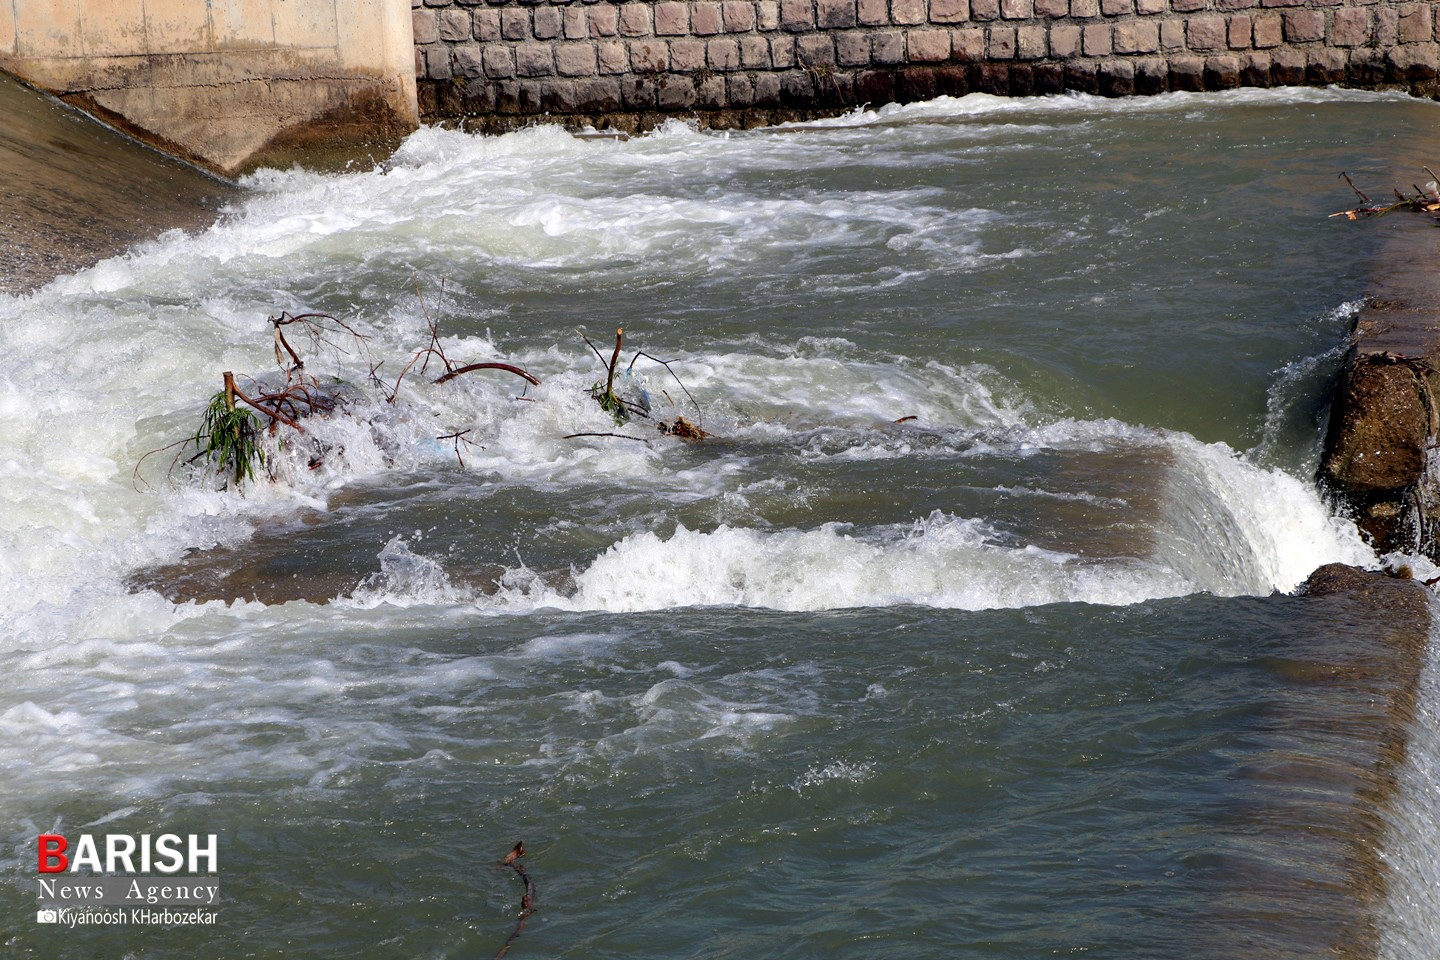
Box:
[143,290,715,491]
[577,326,708,438]
[270,310,370,375]
[494,842,535,960]
[437,428,477,467]
[582,326,647,422]
[1331,169,1440,220]
[160,311,371,486]
[386,285,541,403]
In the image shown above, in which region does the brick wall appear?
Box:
[412,0,1440,130]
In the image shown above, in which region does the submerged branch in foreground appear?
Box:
[494,842,535,959]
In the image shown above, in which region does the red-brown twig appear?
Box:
[606,327,624,402]
[254,380,335,420]
[133,436,196,490]
[628,350,703,425]
[391,277,476,401]
[577,328,608,368]
[434,362,541,387]
[437,428,475,467]
[495,842,535,960]
[413,275,453,376]
[388,351,424,404]
[1340,172,1371,205]
[268,311,370,374]
[226,374,304,432]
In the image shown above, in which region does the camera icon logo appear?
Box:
[36,909,58,924]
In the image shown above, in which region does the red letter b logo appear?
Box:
[38,835,67,873]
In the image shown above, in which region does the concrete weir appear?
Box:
[0,0,418,177]
[1320,215,1440,560]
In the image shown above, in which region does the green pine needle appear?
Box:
[193,391,265,486]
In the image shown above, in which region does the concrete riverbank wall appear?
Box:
[0,1,418,176]
[413,0,1440,130]
[6,0,1440,165]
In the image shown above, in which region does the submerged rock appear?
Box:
[1299,561,1427,603]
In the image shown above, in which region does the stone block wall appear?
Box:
[412,0,1440,129]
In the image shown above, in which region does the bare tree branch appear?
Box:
[435,362,541,387]
[494,842,535,960]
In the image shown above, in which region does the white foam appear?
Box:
[549,516,1143,612]
[1152,425,1373,593]
[349,537,472,607]
[0,90,1382,641]
[792,760,877,793]
[780,86,1427,131]
[418,416,1368,615]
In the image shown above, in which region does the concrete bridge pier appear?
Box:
[0,0,418,178]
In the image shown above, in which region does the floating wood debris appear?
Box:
[141,278,948,497]
[1331,169,1440,220]
[494,841,535,960]
[139,292,716,490]
[659,415,709,440]
[387,279,542,403]
[434,362,541,387]
[576,326,708,438]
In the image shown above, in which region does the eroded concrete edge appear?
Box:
[1297,564,1431,958]
[1320,216,1440,559]
[1312,211,1440,956]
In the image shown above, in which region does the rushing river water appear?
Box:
[3,86,1440,958]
